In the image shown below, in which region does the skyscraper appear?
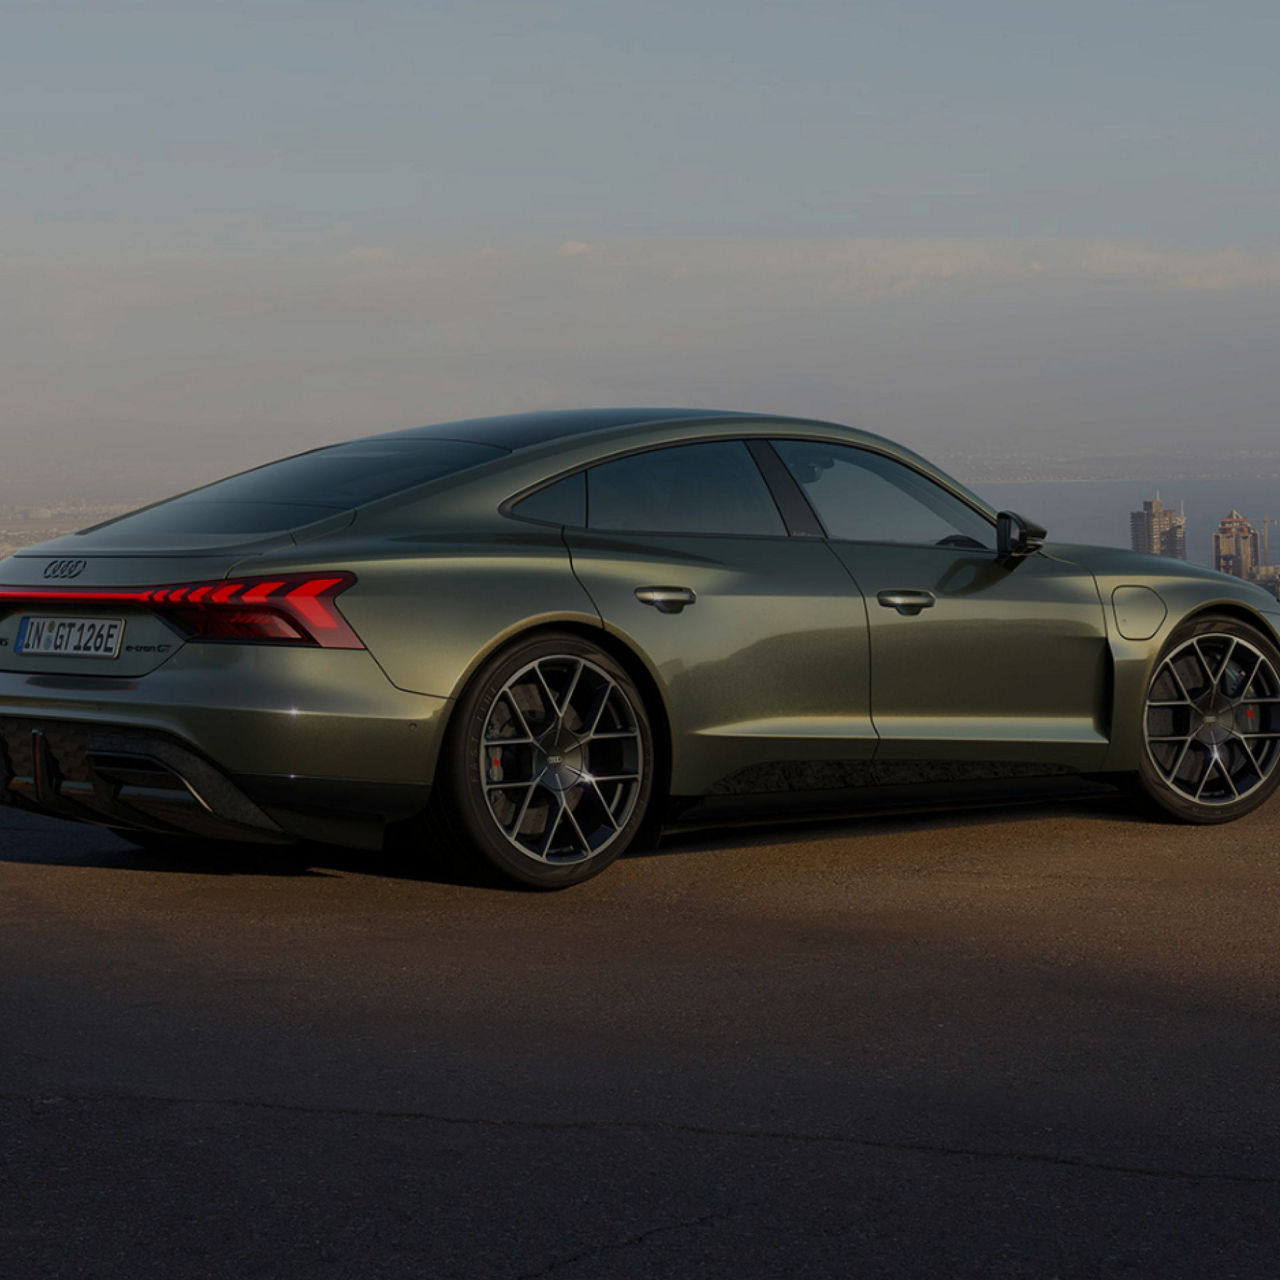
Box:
[1130,494,1186,560]
[1213,511,1262,579]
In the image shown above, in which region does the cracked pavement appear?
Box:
[2,795,1279,1277]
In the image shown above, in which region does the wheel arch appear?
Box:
[434,617,675,815]
[1103,598,1280,773]
[1180,600,1278,635]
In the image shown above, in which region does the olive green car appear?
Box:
[2,408,1279,887]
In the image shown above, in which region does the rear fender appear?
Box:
[325,533,603,700]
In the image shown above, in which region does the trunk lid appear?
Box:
[0,519,349,677]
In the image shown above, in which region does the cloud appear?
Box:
[2,233,1278,499]
[548,237,1280,295]
[4,238,1278,354]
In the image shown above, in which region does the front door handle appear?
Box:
[635,586,697,614]
[877,589,936,617]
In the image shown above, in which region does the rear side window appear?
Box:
[511,473,586,526]
[586,442,785,536]
[90,439,506,539]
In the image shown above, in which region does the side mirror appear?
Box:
[997,510,1046,561]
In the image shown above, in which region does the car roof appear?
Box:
[367,408,775,451]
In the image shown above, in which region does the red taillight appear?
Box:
[149,573,364,648]
[0,573,364,649]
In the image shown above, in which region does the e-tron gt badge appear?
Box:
[42,558,87,581]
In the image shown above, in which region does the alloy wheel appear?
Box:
[1144,632,1280,807]
[478,654,645,865]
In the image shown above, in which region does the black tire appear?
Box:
[439,632,655,889]
[1137,612,1280,824]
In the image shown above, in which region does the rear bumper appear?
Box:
[0,717,432,849]
[0,645,450,776]
[0,645,452,848]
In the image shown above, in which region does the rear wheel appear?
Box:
[441,634,654,888]
[1138,614,1280,823]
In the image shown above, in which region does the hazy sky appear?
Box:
[3,0,1279,499]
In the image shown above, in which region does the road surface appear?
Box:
[2,793,1278,1277]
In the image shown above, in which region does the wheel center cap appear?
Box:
[537,738,585,792]
[1197,710,1233,745]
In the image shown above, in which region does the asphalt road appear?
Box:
[2,794,1279,1279]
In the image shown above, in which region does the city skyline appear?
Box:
[1130,494,1187,562]
[1212,508,1279,590]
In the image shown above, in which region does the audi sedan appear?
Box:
[2,408,1279,887]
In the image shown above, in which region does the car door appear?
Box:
[557,439,875,797]
[770,438,1111,769]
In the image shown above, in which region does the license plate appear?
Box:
[16,616,126,659]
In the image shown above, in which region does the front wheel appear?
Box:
[1138,614,1280,823]
[440,634,655,888]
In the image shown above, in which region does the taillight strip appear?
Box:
[0,573,364,649]
[0,589,153,603]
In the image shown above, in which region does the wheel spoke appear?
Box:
[1162,737,1193,784]
[532,665,560,722]
[590,780,623,831]
[558,659,585,723]
[485,775,537,792]
[583,680,617,738]
[1193,750,1218,801]
[1212,638,1239,693]
[1163,658,1195,704]
[561,800,592,852]
[1190,640,1216,692]
[1222,753,1241,799]
[1236,652,1264,700]
[1237,735,1264,776]
[539,794,567,857]
[501,690,537,742]
[509,784,539,839]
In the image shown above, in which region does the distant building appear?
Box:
[1213,510,1263,579]
[1130,494,1186,560]
[1253,565,1280,600]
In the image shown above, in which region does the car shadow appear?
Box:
[0,824,333,877]
[642,787,1151,858]
[0,786,1154,885]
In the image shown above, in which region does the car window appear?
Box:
[511,473,586,526]
[772,440,994,548]
[90,439,507,538]
[587,442,785,536]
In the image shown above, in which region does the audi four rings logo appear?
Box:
[43,559,88,581]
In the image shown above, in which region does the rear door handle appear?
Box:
[635,586,697,614]
[877,589,935,616]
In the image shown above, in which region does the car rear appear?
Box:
[0,436,506,848]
